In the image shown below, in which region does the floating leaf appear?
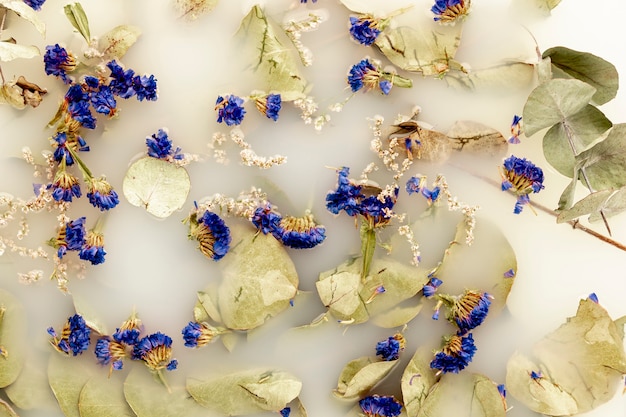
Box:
[374,25,462,76]
[446,62,535,91]
[542,104,612,177]
[316,257,428,325]
[79,373,135,417]
[0,399,19,417]
[5,359,56,410]
[417,373,506,417]
[527,0,562,13]
[446,120,508,158]
[543,46,619,105]
[124,367,203,417]
[48,354,95,417]
[193,289,221,323]
[99,25,141,60]
[187,369,302,415]
[537,56,553,84]
[371,300,423,328]
[334,357,398,401]
[556,189,613,223]
[523,78,596,137]
[123,157,191,218]
[0,41,39,62]
[0,0,45,34]
[575,123,626,190]
[237,5,308,101]
[73,293,107,335]
[0,289,26,388]
[0,82,27,109]
[206,225,298,331]
[401,347,438,417]
[588,186,626,222]
[506,298,626,416]
[64,3,91,42]
[174,0,218,20]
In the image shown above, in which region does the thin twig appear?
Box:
[0,7,7,84]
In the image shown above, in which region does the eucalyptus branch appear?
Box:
[456,165,626,252]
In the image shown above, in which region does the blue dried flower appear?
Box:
[181,321,219,348]
[431,0,470,23]
[90,85,117,116]
[95,337,126,371]
[49,166,82,202]
[66,90,97,130]
[348,58,379,93]
[24,0,46,10]
[430,333,477,374]
[132,332,177,371]
[325,167,363,217]
[48,314,91,356]
[86,177,119,211]
[359,395,403,417]
[251,203,282,235]
[79,230,106,265]
[375,334,405,361]
[216,95,246,126]
[448,290,492,333]
[503,268,515,278]
[359,186,399,227]
[349,16,381,46]
[190,211,231,261]
[509,115,522,144]
[107,60,136,98]
[274,213,326,249]
[500,155,544,214]
[146,128,183,160]
[132,74,158,101]
[52,132,78,166]
[53,217,86,259]
[254,93,282,121]
[280,407,291,417]
[422,276,443,298]
[43,44,75,84]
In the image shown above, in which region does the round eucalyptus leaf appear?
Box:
[575,123,626,190]
[543,46,619,105]
[174,0,219,20]
[99,25,141,60]
[334,357,399,401]
[79,373,135,417]
[445,62,535,91]
[187,369,301,415]
[523,78,596,137]
[542,104,612,177]
[48,354,95,417]
[5,359,56,410]
[0,399,19,417]
[0,289,26,388]
[588,186,626,223]
[556,189,613,223]
[122,157,191,219]
[401,346,438,417]
[371,300,423,329]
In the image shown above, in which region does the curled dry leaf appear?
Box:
[401,346,438,417]
[0,0,45,35]
[78,372,135,417]
[48,353,96,417]
[334,356,399,401]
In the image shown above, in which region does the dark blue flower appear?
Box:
[359,395,403,417]
[509,115,522,144]
[132,332,177,371]
[325,167,363,217]
[431,0,470,23]
[422,276,443,298]
[65,217,86,251]
[49,314,91,356]
[95,337,126,371]
[146,128,183,160]
[588,293,599,303]
[274,213,326,249]
[503,268,515,278]
[132,74,158,101]
[90,85,117,115]
[405,176,422,195]
[190,211,231,261]
[52,132,75,166]
[216,95,246,126]
[348,58,378,92]
[107,60,136,98]
[379,80,392,95]
[87,177,119,211]
[67,97,96,129]
[448,290,492,333]
[24,0,46,10]
[49,168,81,203]
[430,333,477,374]
[251,203,282,235]
[500,155,544,214]
[43,44,75,83]
[359,186,399,227]
[181,321,218,348]
[349,16,381,46]
[254,94,282,121]
[79,230,106,265]
[530,370,543,380]
[375,334,405,361]
[280,407,291,417]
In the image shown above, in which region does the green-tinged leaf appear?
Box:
[174,0,218,20]
[0,41,39,62]
[0,399,19,417]
[371,300,423,328]
[0,289,26,388]
[556,189,613,223]
[537,56,552,84]
[557,168,579,212]
[237,5,308,101]
[417,373,505,417]
[64,3,91,42]
[0,0,45,34]
[523,78,596,137]
[446,62,535,91]
[375,25,463,76]
[589,186,626,222]
[212,225,298,331]
[316,257,428,325]
[72,293,107,335]
[575,123,626,190]
[99,25,141,60]
[334,357,398,400]
[193,290,221,323]
[48,354,95,417]
[123,157,191,219]
[542,104,612,177]
[543,46,619,105]
[5,359,56,410]
[360,223,376,279]
[401,346,438,417]
[446,120,508,158]
[430,216,516,319]
[507,298,626,416]
[124,367,203,417]
[187,369,301,415]
[79,372,135,417]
